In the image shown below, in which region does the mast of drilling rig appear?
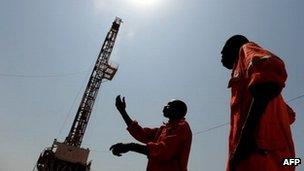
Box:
[65,17,122,147]
[35,17,122,171]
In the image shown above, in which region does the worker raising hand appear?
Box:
[115,95,126,112]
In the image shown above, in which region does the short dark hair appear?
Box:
[223,35,249,52]
[171,100,187,118]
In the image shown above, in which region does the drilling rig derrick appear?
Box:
[35,17,122,171]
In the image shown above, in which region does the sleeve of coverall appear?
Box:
[286,103,296,124]
[127,121,159,144]
[246,54,287,90]
[147,122,191,161]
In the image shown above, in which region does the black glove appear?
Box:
[110,143,130,156]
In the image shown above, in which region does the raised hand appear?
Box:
[115,95,126,112]
[114,95,132,126]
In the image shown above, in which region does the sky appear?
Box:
[0,0,303,170]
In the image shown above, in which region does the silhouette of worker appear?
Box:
[221,35,296,171]
[110,95,192,171]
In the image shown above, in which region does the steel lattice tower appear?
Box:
[35,17,122,171]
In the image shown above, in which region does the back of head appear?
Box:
[171,99,187,119]
[221,35,249,69]
[223,35,249,52]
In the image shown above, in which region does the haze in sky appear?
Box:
[0,0,303,170]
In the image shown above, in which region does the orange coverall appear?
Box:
[127,118,192,171]
[227,42,296,171]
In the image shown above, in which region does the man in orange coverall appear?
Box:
[221,35,296,171]
[110,95,192,171]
